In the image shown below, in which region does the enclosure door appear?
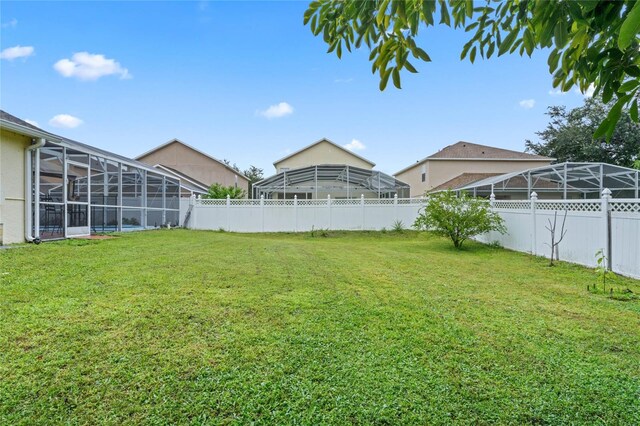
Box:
[66,162,90,237]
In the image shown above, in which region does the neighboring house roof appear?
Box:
[135,138,249,181]
[395,141,553,175]
[0,110,177,178]
[273,138,376,167]
[428,173,502,193]
[152,164,209,193]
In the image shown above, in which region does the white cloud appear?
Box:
[2,18,17,28]
[49,114,83,129]
[53,52,131,81]
[343,139,366,151]
[548,89,566,96]
[519,99,536,109]
[575,84,595,98]
[0,45,34,61]
[24,119,39,127]
[334,78,354,83]
[258,102,294,119]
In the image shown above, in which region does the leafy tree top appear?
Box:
[305,0,640,139]
[526,97,640,168]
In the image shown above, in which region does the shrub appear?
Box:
[203,183,246,199]
[413,190,506,249]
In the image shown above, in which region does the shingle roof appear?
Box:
[0,110,176,177]
[0,110,42,131]
[428,173,502,193]
[427,141,552,160]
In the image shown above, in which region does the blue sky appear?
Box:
[1,1,590,176]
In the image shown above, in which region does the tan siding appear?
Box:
[275,140,373,172]
[397,159,552,197]
[0,129,30,244]
[137,142,249,196]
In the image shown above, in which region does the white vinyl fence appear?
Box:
[477,190,640,279]
[184,195,423,233]
[183,191,640,279]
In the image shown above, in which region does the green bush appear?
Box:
[203,183,246,199]
[414,190,506,249]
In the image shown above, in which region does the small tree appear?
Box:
[413,190,506,249]
[203,183,246,199]
[243,165,264,198]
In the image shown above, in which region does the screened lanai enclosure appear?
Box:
[31,139,181,241]
[455,162,640,199]
[253,165,410,199]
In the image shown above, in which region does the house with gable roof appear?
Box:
[394,141,553,197]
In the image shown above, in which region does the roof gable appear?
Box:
[136,138,249,181]
[273,138,376,167]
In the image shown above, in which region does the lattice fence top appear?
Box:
[196,198,425,207]
[493,201,530,210]
[610,200,640,213]
[536,201,601,212]
[198,199,226,206]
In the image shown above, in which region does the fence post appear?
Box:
[226,195,231,231]
[191,194,198,229]
[260,195,265,232]
[531,192,538,255]
[601,188,612,270]
[394,193,398,222]
[327,194,331,229]
[361,194,365,230]
[294,195,298,232]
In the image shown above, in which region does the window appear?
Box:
[421,165,427,182]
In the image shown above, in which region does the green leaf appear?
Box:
[630,99,639,122]
[392,67,401,88]
[439,1,451,26]
[379,68,392,91]
[554,20,568,48]
[619,1,640,50]
[404,60,418,73]
[470,46,477,63]
[498,29,519,56]
[415,47,431,62]
[618,80,640,93]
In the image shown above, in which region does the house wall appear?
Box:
[0,129,30,244]
[137,141,249,196]
[397,159,552,197]
[275,141,374,172]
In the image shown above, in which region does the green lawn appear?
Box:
[1,230,639,425]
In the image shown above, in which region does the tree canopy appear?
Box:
[304,0,640,138]
[525,98,640,168]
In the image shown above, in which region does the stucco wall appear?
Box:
[397,159,552,197]
[138,142,249,196]
[0,129,30,244]
[275,141,374,172]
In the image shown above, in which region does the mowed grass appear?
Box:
[1,230,639,425]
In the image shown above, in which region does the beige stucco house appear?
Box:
[254,138,410,199]
[0,121,33,244]
[273,138,375,172]
[395,141,553,197]
[136,139,249,197]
